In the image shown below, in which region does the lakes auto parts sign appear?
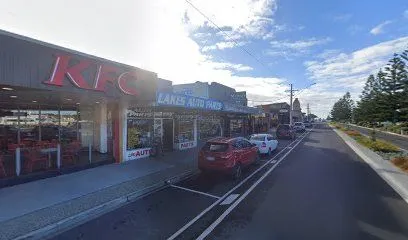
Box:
[156,92,223,111]
[44,54,156,97]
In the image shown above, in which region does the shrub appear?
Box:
[355,136,400,153]
[401,162,408,171]
[370,140,400,153]
[344,130,361,137]
[391,157,407,166]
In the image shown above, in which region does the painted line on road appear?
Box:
[166,130,310,240]
[196,130,310,240]
[219,194,240,205]
[170,184,221,199]
[270,160,277,164]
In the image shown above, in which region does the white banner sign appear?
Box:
[179,141,196,150]
[126,148,151,161]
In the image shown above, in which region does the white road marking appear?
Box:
[220,194,240,205]
[166,131,310,240]
[270,160,277,164]
[196,131,310,240]
[170,185,220,199]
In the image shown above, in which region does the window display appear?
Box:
[175,119,194,143]
[230,119,243,136]
[127,108,154,150]
[199,117,222,139]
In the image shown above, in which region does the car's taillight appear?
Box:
[261,142,266,148]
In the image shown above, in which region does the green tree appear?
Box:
[380,54,407,122]
[330,92,354,122]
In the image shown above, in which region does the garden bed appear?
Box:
[331,122,408,172]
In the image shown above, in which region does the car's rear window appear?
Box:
[202,142,229,152]
[277,125,289,130]
[250,135,265,141]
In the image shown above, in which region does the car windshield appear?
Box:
[201,142,229,152]
[250,135,265,141]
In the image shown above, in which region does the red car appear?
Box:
[276,124,296,139]
[198,137,259,179]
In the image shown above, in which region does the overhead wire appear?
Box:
[184,0,280,80]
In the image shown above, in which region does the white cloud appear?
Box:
[265,37,332,58]
[333,13,352,22]
[184,0,277,39]
[201,40,247,52]
[0,0,285,107]
[370,20,392,35]
[303,36,408,117]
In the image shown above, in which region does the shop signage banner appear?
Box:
[126,148,151,161]
[156,92,223,111]
[179,141,196,150]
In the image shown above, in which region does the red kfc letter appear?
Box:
[117,71,139,96]
[44,55,92,89]
[94,64,120,92]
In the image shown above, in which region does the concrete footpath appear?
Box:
[333,127,408,204]
[0,147,201,240]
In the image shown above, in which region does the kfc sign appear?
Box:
[44,54,149,96]
[126,148,151,161]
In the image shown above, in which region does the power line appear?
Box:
[184,0,279,78]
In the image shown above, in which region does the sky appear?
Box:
[0,0,407,118]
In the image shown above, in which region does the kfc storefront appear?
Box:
[0,30,158,184]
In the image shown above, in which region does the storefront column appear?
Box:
[118,100,128,163]
[93,103,107,153]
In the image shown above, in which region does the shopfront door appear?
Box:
[162,119,173,151]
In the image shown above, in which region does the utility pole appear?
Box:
[289,84,293,126]
[307,103,310,121]
[285,84,298,125]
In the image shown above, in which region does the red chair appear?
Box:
[0,155,6,177]
[23,149,48,173]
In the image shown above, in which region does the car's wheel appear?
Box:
[232,163,242,180]
[268,148,272,156]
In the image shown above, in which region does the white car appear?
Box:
[249,134,278,156]
[293,122,306,132]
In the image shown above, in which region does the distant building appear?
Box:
[292,98,303,122]
[256,102,291,130]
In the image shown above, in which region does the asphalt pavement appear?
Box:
[348,125,408,151]
[50,125,408,240]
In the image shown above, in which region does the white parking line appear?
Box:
[196,131,310,240]
[170,185,221,199]
[166,130,310,240]
[220,194,240,205]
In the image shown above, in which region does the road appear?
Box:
[348,124,408,151]
[50,124,408,240]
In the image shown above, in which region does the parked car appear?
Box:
[249,134,278,156]
[198,137,259,179]
[276,124,296,139]
[303,121,312,128]
[293,122,306,132]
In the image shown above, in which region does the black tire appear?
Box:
[232,163,242,180]
[254,153,261,165]
[268,148,272,156]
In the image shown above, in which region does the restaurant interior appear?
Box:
[0,85,115,183]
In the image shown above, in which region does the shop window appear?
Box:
[127,119,154,150]
[230,119,243,136]
[175,119,194,143]
[199,117,222,140]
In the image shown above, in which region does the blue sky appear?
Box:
[0,0,407,117]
